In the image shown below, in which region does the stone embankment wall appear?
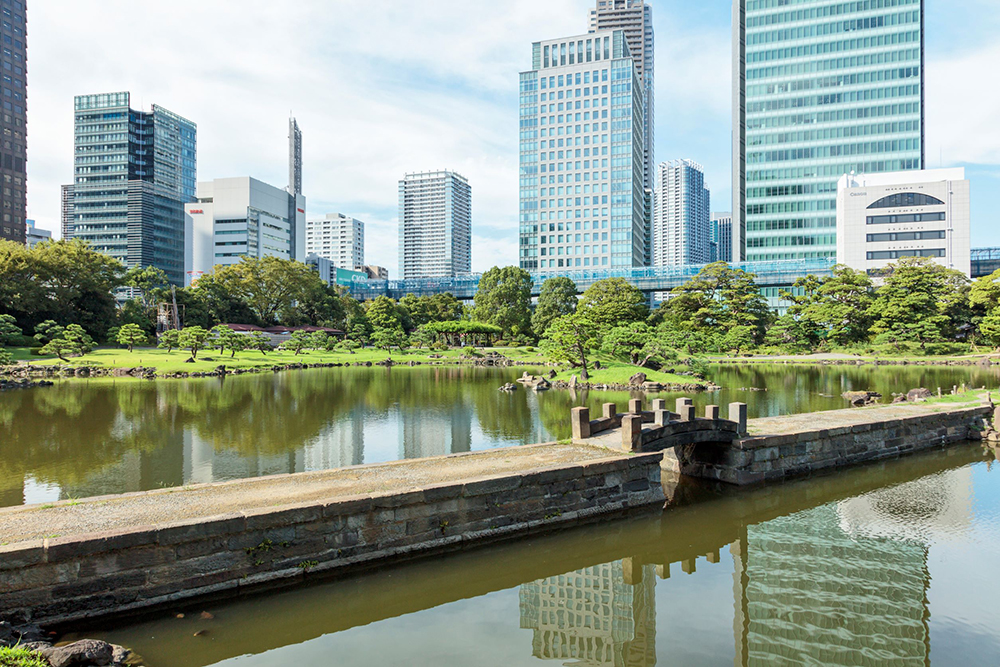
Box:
[662,405,992,485]
[0,453,664,626]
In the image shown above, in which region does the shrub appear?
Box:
[462,346,479,357]
[0,349,12,365]
[0,646,50,667]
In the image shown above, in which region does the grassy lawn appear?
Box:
[551,359,705,386]
[12,345,552,375]
[0,646,48,667]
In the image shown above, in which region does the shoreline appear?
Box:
[712,355,999,367]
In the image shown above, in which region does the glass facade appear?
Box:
[519,30,647,273]
[0,0,26,244]
[735,0,924,263]
[70,92,196,285]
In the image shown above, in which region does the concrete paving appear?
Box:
[0,443,618,547]
[747,398,987,436]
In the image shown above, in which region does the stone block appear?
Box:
[243,503,323,531]
[602,403,618,420]
[0,541,45,571]
[621,415,643,452]
[679,405,696,422]
[628,398,643,414]
[728,403,748,435]
[705,405,720,420]
[676,397,693,413]
[650,399,667,412]
[571,406,592,440]
[156,514,246,546]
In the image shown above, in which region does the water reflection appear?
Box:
[3,363,1000,507]
[77,444,1000,667]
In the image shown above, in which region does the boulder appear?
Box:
[569,375,578,388]
[111,645,131,665]
[498,383,517,392]
[531,378,551,392]
[0,621,14,647]
[547,370,557,380]
[892,394,907,404]
[628,372,647,387]
[593,360,602,370]
[907,388,933,402]
[842,390,881,406]
[37,639,114,667]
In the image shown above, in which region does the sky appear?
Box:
[26,0,1000,277]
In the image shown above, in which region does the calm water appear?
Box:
[72,443,1000,666]
[2,364,999,508]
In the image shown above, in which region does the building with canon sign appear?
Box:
[184,176,306,285]
[836,168,970,278]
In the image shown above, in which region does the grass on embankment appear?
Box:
[14,346,552,375]
[0,646,48,667]
[551,358,705,386]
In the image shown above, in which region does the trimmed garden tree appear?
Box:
[541,313,600,380]
[178,326,210,360]
[116,323,147,353]
[157,329,181,353]
[39,324,94,362]
[472,266,533,341]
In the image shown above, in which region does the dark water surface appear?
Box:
[3,363,1000,507]
[74,444,1000,666]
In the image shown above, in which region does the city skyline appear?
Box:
[22,0,1000,278]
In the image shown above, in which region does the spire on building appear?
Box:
[289,117,303,196]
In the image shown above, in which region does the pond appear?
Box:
[71,442,1000,666]
[2,363,999,508]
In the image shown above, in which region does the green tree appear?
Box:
[601,322,652,365]
[978,307,1000,349]
[280,330,312,355]
[868,257,966,348]
[178,326,210,360]
[209,325,246,357]
[157,329,181,354]
[280,282,347,329]
[577,278,647,329]
[532,277,578,337]
[0,349,12,366]
[247,331,273,355]
[541,313,600,380]
[0,313,22,345]
[123,266,168,310]
[809,265,874,346]
[210,256,317,324]
[39,324,94,362]
[116,323,148,353]
[33,320,64,345]
[371,327,408,351]
[473,266,533,340]
[309,331,330,351]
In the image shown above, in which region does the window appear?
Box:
[867,192,945,209]
[866,231,946,243]
[867,248,946,260]
[866,212,947,225]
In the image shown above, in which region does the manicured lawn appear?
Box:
[552,360,705,386]
[16,346,551,375]
[6,347,38,361]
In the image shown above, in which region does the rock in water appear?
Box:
[38,639,114,667]
[628,372,647,387]
[569,375,578,388]
[907,388,933,402]
[547,369,557,379]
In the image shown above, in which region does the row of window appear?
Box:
[540,70,610,89]
[748,217,837,232]
[747,11,919,47]
[749,137,919,164]
[542,37,612,68]
[747,157,920,182]
[867,192,944,209]
[867,231,946,242]
[867,212,946,225]
[747,234,836,248]
[748,66,919,98]
[747,48,920,81]
[747,0,919,28]
[746,30,920,65]
[748,119,920,147]
[867,248,945,260]
[748,84,919,114]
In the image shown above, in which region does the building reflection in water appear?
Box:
[519,559,657,667]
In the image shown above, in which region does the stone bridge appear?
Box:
[570,397,748,454]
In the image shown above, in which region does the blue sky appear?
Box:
[28,1,1000,276]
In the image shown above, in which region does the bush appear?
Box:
[462,346,480,357]
[0,349,12,365]
[4,335,39,348]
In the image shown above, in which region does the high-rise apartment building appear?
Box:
[60,183,74,239]
[288,117,302,196]
[711,212,733,264]
[398,170,471,279]
[0,1,27,244]
[733,0,924,263]
[589,0,653,194]
[184,177,306,285]
[653,160,711,267]
[24,219,49,248]
[518,30,646,273]
[306,213,364,270]
[68,92,196,285]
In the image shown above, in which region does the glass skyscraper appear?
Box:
[519,30,647,273]
[68,92,196,285]
[0,0,26,244]
[652,159,711,267]
[733,0,924,263]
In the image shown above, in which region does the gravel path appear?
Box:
[0,443,616,547]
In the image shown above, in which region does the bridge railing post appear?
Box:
[650,399,667,412]
[571,406,591,440]
[679,404,696,422]
[729,402,748,436]
[628,398,643,414]
[602,403,617,421]
[705,405,720,420]
[654,409,670,426]
[622,414,643,452]
[676,397,692,414]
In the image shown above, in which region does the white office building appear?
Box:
[25,219,51,248]
[306,213,364,270]
[398,170,471,279]
[653,160,711,267]
[184,176,306,285]
[836,168,970,277]
[518,29,647,273]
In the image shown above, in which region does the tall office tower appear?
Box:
[0,1,27,244]
[733,0,924,263]
[652,160,711,267]
[589,0,653,193]
[184,177,306,284]
[518,30,646,273]
[398,170,471,279]
[70,92,197,285]
[60,184,74,239]
[711,212,733,264]
[306,213,364,269]
[288,117,302,196]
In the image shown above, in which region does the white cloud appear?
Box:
[926,42,1000,166]
[26,0,592,277]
